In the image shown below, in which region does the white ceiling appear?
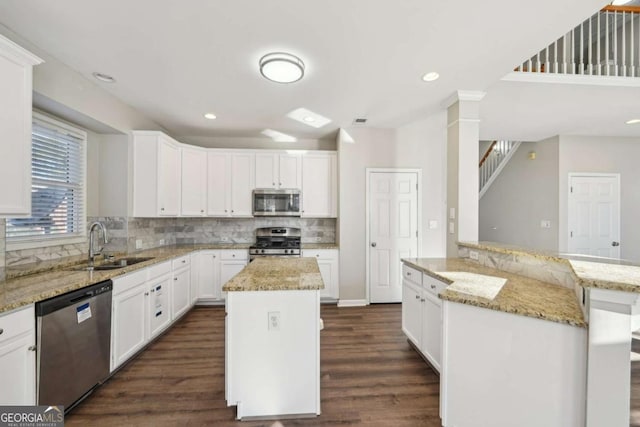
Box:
[0,0,614,140]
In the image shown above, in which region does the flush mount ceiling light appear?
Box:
[204,113,217,120]
[422,71,440,82]
[92,72,116,83]
[286,107,331,128]
[259,52,305,83]
[261,129,297,143]
[625,118,640,125]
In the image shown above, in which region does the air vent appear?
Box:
[353,118,367,125]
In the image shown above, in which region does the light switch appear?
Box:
[449,222,455,234]
[540,220,551,229]
[429,220,438,229]
[449,207,456,219]
[135,239,142,249]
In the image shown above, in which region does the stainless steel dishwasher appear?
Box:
[36,279,113,411]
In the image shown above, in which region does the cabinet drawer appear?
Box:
[423,274,447,296]
[220,250,248,261]
[0,305,35,343]
[172,255,191,270]
[402,264,422,286]
[113,268,148,296]
[148,260,171,279]
[301,249,338,260]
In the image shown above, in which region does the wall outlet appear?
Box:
[221,236,229,242]
[449,207,456,219]
[159,239,165,246]
[268,312,280,331]
[449,222,455,234]
[540,220,552,229]
[469,250,479,260]
[135,239,142,249]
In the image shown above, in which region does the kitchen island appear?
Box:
[222,257,323,420]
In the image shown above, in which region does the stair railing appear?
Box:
[515,5,640,77]
[479,140,521,198]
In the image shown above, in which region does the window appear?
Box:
[6,112,86,247]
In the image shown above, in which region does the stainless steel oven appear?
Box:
[249,227,301,261]
[253,189,301,217]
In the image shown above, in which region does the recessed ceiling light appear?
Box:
[92,72,116,83]
[422,71,440,82]
[286,107,331,128]
[204,113,217,120]
[261,129,297,143]
[625,119,640,125]
[259,52,305,84]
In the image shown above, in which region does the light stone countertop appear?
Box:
[458,241,640,294]
[301,243,339,250]
[0,244,246,314]
[222,257,324,292]
[402,258,586,328]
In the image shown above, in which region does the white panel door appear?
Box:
[207,152,230,216]
[369,172,418,303]
[568,174,620,258]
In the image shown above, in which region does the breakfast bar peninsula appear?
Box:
[223,257,323,420]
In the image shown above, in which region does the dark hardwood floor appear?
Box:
[66,304,441,426]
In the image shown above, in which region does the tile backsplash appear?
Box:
[0,216,337,270]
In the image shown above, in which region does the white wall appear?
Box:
[479,137,560,251]
[338,113,447,300]
[558,135,640,262]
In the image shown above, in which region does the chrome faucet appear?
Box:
[88,222,108,267]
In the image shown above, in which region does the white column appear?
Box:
[586,288,640,427]
[446,91,484,257]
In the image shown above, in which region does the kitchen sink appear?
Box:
[71,257,155,271]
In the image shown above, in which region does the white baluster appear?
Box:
[623,11,626,77]
[597,11,601,75]
[562,33,568,73]
[588,16,593,75]
[580,20,584,75]
[545,45,550,73]
[614,11,618,76]
[606,11,610,76]
[571,27,576,74]
[632,12,636,77]
[554,40,558,73]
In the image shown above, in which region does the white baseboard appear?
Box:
[195,299,225,306]
[337,299,368,308]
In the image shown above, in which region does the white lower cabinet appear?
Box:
[0,305,36,405]
[400,264,444,372]
[301,249,339,299]
[195,249,248,303]
[171,255,191,319]
[111,257,192,371]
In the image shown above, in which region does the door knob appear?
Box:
[612,241,620,247]
[371,242,377,247]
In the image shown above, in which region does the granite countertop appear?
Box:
[458,241,640,294]
[222,258,324,292]
[0,244,249,314]
[302,243,339,250]
[402,258,586,328]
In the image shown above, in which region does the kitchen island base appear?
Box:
[225,289,321,420]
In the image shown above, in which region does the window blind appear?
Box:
[6,114,86,243]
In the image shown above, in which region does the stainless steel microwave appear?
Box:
[253,189,302,217]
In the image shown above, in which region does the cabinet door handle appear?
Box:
[161,207,165,211]
[213,255,216,258]
[431,285,436,290]
[406,271,411,276]
[231,210,234,213]
[371,242,377,247]
[151,289,155,293]
[415,295,420,300]
[279,182,282,186]
[225,209,228,213]
[174,277,178,281]
[201,210,204,213]
[232,254,236,257]
[0,328,3,335]
[182,260,186,263]
[421,298,425,302]
[145,292,149,296]
[28,345,36,352]
[272,182,275,186]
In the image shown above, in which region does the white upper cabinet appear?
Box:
[255,153,301,189]
[207,151,254,217]
[0,36,42,217]
[301,152,337,217]
[132,131,182,217]
[181,145,207,216]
